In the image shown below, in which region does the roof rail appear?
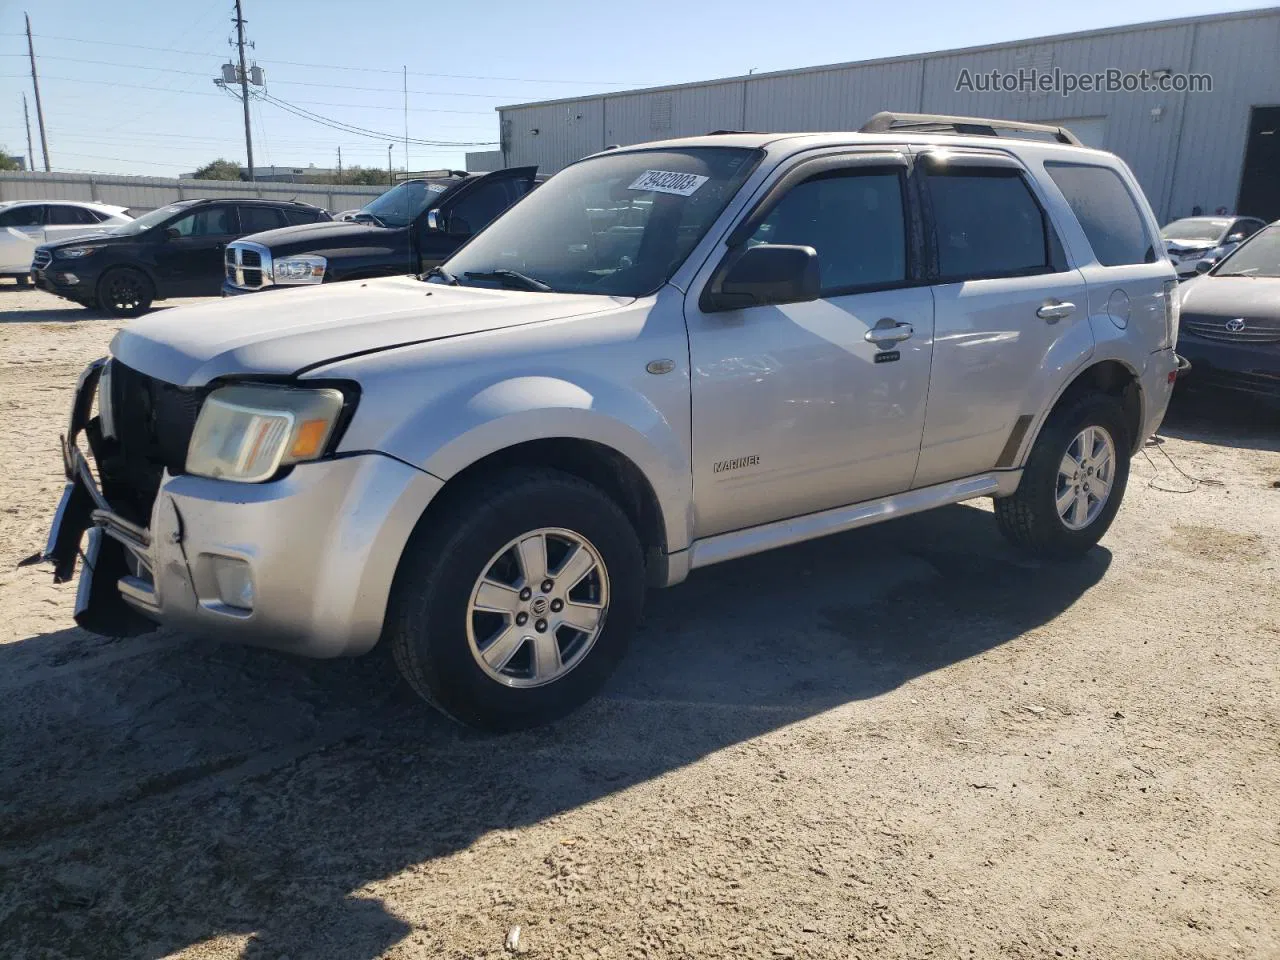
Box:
[859,111,1082,146]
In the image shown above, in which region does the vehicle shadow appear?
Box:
[1161,386,1280,453]
[0,503,1110,958]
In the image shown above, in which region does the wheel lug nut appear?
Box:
[550,598,564,612]
[515,612,528,626]
[519,587,532,601]
[535,619,548,633]
[541,579,554,593]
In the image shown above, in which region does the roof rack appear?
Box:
[859,111,1082,146]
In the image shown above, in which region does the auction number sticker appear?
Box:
[628,170,709,196]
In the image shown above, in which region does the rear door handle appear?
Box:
[864,319,914,345]
[1036,300,1075,323]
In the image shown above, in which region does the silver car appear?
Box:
[40,113,1180,729]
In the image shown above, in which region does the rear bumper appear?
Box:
[42,360,443,657]
[1137,347,1179,444]
[1175,335,1280,399]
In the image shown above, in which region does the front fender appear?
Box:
[393,373,693,552]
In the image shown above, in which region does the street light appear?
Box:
[388,143,394,185]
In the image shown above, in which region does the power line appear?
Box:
[0,32,657,86]
[246,89,497,146]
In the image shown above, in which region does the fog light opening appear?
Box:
[211,556,255,611]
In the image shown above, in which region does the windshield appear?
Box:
[1213,225,1280,278]
[359,179,455,227]
[441,147,761,297]
[1161,218,1230,242]
[110,203,191,237]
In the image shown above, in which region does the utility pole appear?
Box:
[22,94,34,172]
[233,0,255,181]
[336,146,342,183]
[25,13,50,171]
[388,143,394,186]
[403,66,409,175]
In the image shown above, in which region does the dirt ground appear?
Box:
[1,284,1277,960]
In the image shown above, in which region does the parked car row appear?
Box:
[0,200,133,283]
[1160,215,1267,278]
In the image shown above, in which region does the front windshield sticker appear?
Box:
[426,183,448,193]
[628,170,710,196]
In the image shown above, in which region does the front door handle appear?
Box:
[1036,300,1075,323]
[864,319,914,345]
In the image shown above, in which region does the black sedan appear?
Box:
[33,198,329,316]
[1176,221,1280,403]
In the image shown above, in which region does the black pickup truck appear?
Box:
[222,166,539,294]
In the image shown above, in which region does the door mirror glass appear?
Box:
[703,244,820,312]
[1226,233,1245,243]
[425,209,447,233]
[1195,258,1214,274]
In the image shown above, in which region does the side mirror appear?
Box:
[1226,233,1244,243]
[164,227,181,240]
[701,244,820,312]
[425,209,446,233]
[1195,259,1213,275]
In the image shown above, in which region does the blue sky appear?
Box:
[0,0,1263,177]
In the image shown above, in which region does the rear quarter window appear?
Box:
[284,207,325,225]
[1045,162,1155,266]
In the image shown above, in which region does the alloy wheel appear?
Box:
[1056,425,1116,531]
[466,527,609,688]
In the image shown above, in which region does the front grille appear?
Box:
[109,362,206,477]
[1181,314,1280,343]
[225,242,272,290]
[32,249,52,271]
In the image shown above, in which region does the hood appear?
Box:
[38,228,131,249]
[238,218,398,251]
[1164,237,1218,253]
[1178,275,1280,319]
[111,276,630,387]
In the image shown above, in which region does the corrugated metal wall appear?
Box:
[498,9,1280,222]
[0,172,386,213]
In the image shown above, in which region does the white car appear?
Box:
[0,201,132,282]
[1161,215,1266,278]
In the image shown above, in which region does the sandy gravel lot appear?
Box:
[1,285,1278,960]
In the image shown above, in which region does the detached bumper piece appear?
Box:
[39,358,158,638]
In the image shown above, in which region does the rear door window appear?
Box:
[283,207,322,225]
[238,205,287,234]
[46,204,101,225]
[1045,162,1155,266]
[926,168,1056,280]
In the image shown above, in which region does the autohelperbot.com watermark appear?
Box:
[956,67,1212,97]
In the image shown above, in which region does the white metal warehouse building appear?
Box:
[486,8,1280,223]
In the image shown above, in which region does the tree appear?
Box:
[191,158,243,181]
[0,148,23,171]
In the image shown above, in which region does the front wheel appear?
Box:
[995,393,1131,557]
[386,468,645,731]
[97,267,154,317]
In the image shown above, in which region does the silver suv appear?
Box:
[41,113,1181,730]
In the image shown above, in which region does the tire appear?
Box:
[96,267,154,317]
[14,274,29,288]
[386,468,645,731]
[995,392,1131,557]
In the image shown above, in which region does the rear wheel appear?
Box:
[13,274,29,288]
[97,267,154,317]
[995,393,1131,557]
[386,468,645,731]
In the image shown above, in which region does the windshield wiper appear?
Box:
[424,264,457,285]
[464,269,551,292]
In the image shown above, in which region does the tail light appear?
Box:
[1160,279,1180,349]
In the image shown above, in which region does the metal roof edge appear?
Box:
[496,5,1280,112]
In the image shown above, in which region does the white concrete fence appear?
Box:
[0,171,388,214]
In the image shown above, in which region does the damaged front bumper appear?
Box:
[39,359,443,656]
